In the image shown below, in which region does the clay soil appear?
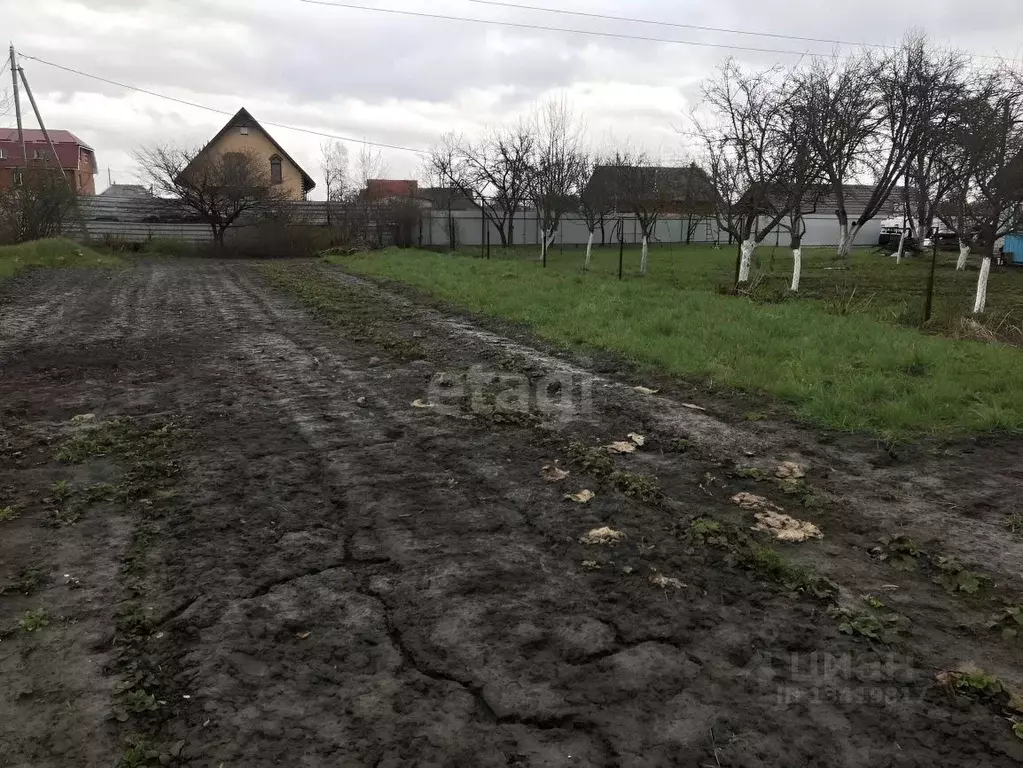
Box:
[2,258,1023,768]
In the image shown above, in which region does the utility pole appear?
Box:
[18,65,65,182]
[10,45,26,172]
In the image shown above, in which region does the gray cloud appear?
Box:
[6,0,1023,193]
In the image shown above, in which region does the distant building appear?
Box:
[180,107,315,201]
[0,128,98,194]
[363,179,418,202]
[583,164,717,215]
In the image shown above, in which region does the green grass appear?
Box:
[0,238,124,281]
[331,245,1023,437]
[140,237,197,258]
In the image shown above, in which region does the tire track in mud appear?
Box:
[323,267,1023,581]
[164,267,725,764]
[4,261,1023,768]
[191,264,1019,766]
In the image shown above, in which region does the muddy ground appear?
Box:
[1,257,1022,768]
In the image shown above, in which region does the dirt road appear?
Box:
[2,258,1022,767]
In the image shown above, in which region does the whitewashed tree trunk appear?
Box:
[838,225,859,258]
[956,241,970,270]
[974,256,991,314]
[540,229,556,262]
[836,222,850,257]
[584,231,594,269]
[895,229,907,264]
[738,238,757,283]
[790,248,802,292]
[640,235,649,275]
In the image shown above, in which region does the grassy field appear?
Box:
[0,238,124,281]
[334,244,1023,438]
[452,242,1023,333]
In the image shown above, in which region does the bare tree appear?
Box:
[418,159,463,251]
[820,36,936,259]
[429,121,535,247]
[578,153,613,268]
[526,98,587,266]
[695,60,807,284]
[320,140,350,227]
[797,54,883,256]
[940,68,1023,313]
[133,145,291,247]
[355,142,389,188]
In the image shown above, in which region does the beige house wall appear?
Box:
[208,128,307,200]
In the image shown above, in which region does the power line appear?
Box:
[469,0,898,52]
[18,53,428,155]
[298,0,825,57]
[468,0,1012,63]
[302,0,1016,66]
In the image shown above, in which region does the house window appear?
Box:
[270,155,282,185]
[0,148,7,159]
[239,126,249,135]
[13,170,23,187]
[33,149,48,160]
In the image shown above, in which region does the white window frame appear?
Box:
[239,126,249,135]
[0,148,7,160]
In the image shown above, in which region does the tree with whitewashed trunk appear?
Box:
[525,98,587,268]
[695,60,813,286]
[787,212,807,292]
[589,149,673,276]
[829,38,937,259]
[607,150,675,276]
[796,55,883,258]
[578,154,613,270]
[939,67,1023,314]
[893,41,972,320]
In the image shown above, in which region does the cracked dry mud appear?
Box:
[2,258,1023,767]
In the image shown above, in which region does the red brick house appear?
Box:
[0,129,98,195]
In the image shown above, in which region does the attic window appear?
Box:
[270,155,282,185]
[239,126,249,135]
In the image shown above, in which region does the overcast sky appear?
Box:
[4,0,1022,197]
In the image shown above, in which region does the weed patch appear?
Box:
[17,608,50,632]
[988,604,1023,639]
[610,471,661,502]
[0,567,48,597]
[565,441,616,478]
[0,505,20,523]
[260,264,426,360]
[932,556,990,596]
